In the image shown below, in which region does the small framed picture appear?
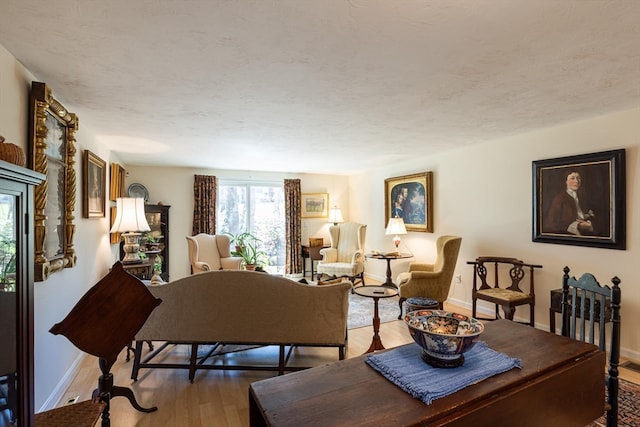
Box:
[83,150,106,218]
[532,149,626,250]
[301,193,329,218]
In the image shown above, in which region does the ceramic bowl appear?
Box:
[404,310,484,368]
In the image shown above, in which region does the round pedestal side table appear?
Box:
[353,285,399,354]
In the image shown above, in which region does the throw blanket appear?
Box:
[365,341,521,404]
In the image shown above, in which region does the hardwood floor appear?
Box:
[52,296,639,426]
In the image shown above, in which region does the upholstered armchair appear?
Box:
[396,235,462,318]
[186,233,243,274]
[317,222,367,286]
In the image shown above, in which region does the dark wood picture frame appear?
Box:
[532,149,626,250]
[384,172,433,232]
[83,150,106,218]
[28,81,78,281]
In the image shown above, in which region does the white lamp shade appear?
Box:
[385,217,407,235]
[110,198,151,233]
[328,206,344,224]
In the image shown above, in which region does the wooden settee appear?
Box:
[131,270,351,381]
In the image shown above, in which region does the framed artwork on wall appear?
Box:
[301,193,329,218]
[29,81,78,281]
[83,150,106,218]
[384,172,433,232]
[109,162,126,201]
[532,149,626,250]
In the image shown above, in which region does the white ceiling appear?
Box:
[1,0,638,175]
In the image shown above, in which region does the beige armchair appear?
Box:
[396,235,462,318]
[186,233,242,274]
[317,222,367,286]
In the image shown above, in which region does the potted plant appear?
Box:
[225,231,254,253]
[142,231,161,251]
[229,232,267,271]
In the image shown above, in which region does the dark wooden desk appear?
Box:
[249,320,604,427]
[301,245,329,280]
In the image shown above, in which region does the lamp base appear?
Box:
[121,232,143,264]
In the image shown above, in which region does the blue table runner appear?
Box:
[365,342,522,404]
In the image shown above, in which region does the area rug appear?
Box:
[587,378,640,427]
[348,291,400,329]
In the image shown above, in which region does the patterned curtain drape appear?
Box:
[284,179,302,275]
[192,175,217,235]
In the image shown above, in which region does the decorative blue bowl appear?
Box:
[404,310,484,368]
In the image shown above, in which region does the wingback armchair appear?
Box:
[396,235,462,318]
[317,222,367,286]
[186,233,243,274]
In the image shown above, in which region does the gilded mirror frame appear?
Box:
[29,82,78,281]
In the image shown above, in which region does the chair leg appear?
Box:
[397,297,406,319]
[529,303,535,327]
[502,305,515,321]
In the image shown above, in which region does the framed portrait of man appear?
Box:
[532,149,626,250]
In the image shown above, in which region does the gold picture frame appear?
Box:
[29,81,78,281]
[109,162,126,201]
[301,193,329,218]
[82,150,106,218]
[384,172,433,232]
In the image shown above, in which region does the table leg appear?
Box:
[364,297,385,353]
[383,259,397,288]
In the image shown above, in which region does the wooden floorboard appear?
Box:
[50,280,638,427]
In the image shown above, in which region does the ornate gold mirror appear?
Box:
[29,82,77,281]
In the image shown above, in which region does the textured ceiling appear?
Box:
[1,0,638,175]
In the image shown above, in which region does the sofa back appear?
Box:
[136,271,351,346]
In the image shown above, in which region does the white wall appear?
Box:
[0,44,123,410]
[124,166,350,279]
[351,108,640,359]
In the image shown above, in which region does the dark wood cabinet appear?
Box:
[143,204,170,282]
[0,160,44,426]
[118,204,170,282]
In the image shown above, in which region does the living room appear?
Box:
[0,1,639,423]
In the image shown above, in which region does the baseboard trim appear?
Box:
[38,351,87,412]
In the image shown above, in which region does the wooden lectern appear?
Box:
[44,262,162,426]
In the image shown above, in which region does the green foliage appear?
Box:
[0,237,16,288]
[142,231,159,243]
[227,232,268,267]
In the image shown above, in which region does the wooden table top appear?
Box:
[249,320,605,427]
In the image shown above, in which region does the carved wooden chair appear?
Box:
[468,256,542,326]
[41,262,162,426]
[561,266,621,427]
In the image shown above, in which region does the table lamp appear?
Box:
[110,197,150,264]
[385,217,407,250]
[328,206,344,226]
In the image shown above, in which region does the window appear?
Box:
[217,181,285,273]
